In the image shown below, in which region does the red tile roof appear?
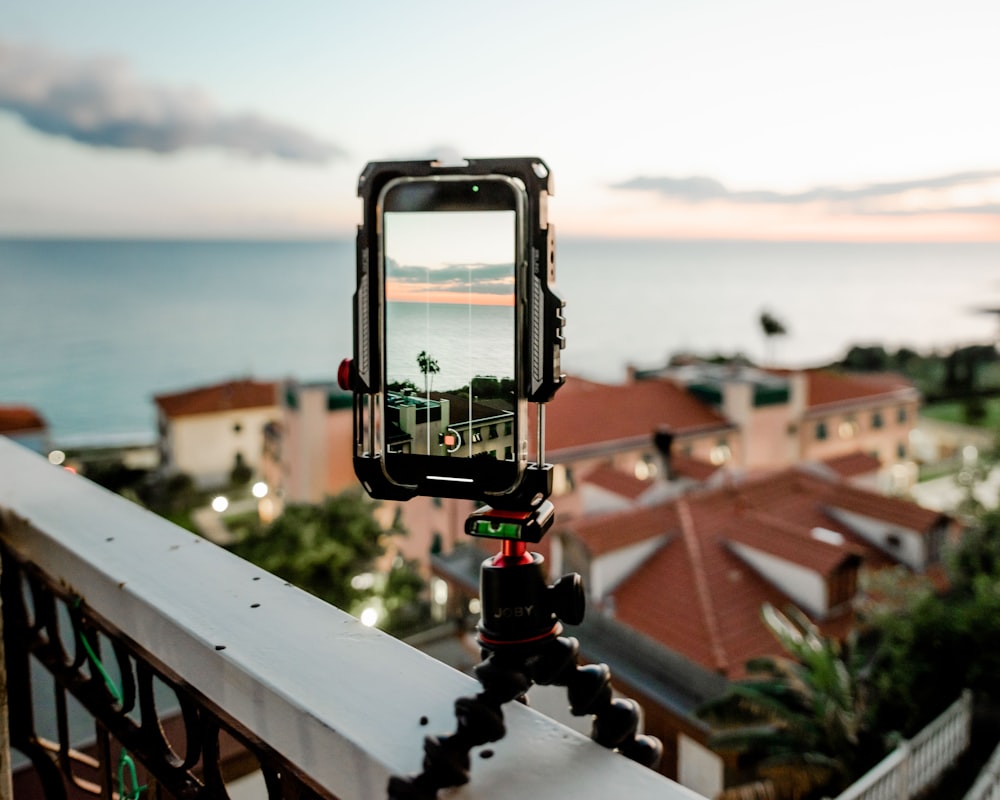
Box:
[802,370,917,412]
[0,405,47,434]
[822,478,948,531]
[583,465,654,501]
[822,450,882,478]
[532,376,731,458]
[154,379,277,418]
[727,510,865,574]
[562,502,679,558]
[565,467,947,678]
[670,452,721,481]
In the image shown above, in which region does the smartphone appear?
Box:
[352,158,562,508]
[379,175,527,497]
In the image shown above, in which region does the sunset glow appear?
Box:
[385,284,515,306]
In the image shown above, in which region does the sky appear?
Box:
[385,210,515,305]
[2,0,1000,241]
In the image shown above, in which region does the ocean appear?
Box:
[386,301,514,393]
[2,238,999,446]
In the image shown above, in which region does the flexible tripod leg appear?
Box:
[524,634,663,768]
[388,504,661,798]
[387,638,662,799]
[386,651,529,799]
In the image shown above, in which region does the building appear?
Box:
[551,465,952,791]
[385,390,515,460]
[529,375,737,517]
[0,405,50,454]
[637,362,920,490]
[259,380,355,514]
[154,378,278,489]
[261,365,922,577]
[555,467,952,670]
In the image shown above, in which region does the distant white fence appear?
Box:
[964,737,1000,800]
[830,690,972,800]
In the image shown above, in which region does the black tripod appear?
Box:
[387,501,663,799]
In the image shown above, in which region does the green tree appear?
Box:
[964,395,988,425]
[230,451,253,487]
[381,556,431,637]
[139,471,204,530]
[859,507,1000,736]
[841,345,889,372]
[699,604,882,800]
[893,347,920,371]
[858,581,957,735]
[227,490,424,632]
[941,345,996,396]
[951,507,1000,590]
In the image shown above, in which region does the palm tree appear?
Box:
[416,350,440,396]
[699,604,881,800]
[759,311,788,366]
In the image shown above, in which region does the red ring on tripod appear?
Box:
[478,622,561,648]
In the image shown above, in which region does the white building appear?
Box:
[154,378,278,489]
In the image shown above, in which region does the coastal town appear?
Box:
[5,3,1000,797]
[4,343,1000,799]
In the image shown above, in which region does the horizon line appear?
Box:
[4,232,1000,246]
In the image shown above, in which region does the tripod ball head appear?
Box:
[477,552,585,648]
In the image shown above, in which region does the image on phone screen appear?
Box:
[383,206,517,476]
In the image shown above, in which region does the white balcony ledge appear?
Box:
[0,437,699,799]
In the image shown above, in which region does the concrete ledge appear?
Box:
[0,437,697,799]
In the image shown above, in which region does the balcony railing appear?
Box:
[964,736,1000,800]
[828,689,972,800]
[0,436,695,799]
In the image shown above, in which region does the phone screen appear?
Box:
[381,177,522,492]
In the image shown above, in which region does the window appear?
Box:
[233,422,243,434]
[710,442,731,466]
[828,565,858,608]
[816,421,828,440]
[897,442,906,459]
[488,424,499,440]
[838,419,859,439]
[897,406,908,424]
[634,453,658,480]
[872,411,884,429]
[504,421,512,436]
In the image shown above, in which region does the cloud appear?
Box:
[388,261,515,295]
[0,40,345,163]
[613,170,1000,216]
